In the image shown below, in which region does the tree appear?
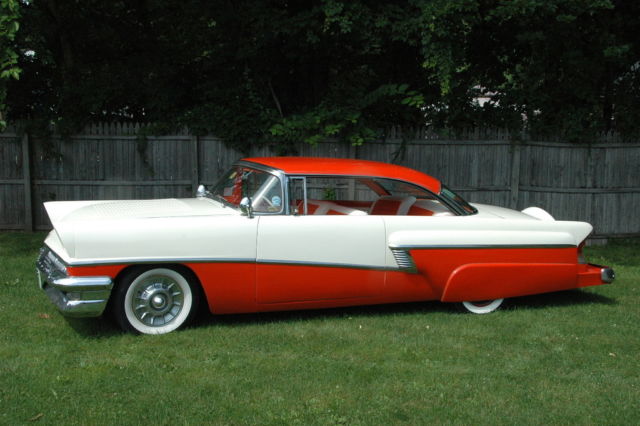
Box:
[0,0,20,129]
[416,0,640,140]
[8,0,431,150]
[6,0,640,147]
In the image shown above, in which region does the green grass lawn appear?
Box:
[1,232,638,425]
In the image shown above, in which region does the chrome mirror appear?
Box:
[196,184,207,198]
[239,197,254,218]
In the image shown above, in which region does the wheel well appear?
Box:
[114,263,200,286]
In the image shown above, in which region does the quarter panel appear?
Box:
[409,247,579,299]
[441,263,579,301]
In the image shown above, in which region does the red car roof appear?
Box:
[243,157,442,194]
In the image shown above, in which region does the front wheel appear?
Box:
[461,299,504,314]
[113,267,199,334]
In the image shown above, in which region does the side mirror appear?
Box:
[239,197,254,218]
[196,184,208,198]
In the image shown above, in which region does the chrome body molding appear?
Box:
[57,252,397,271]
[388,243,576,250]
[64,256,256,267]
[37,247,113,318]
[257,258,398,271]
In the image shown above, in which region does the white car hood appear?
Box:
[45,198,234,225]
[44,198,243,261]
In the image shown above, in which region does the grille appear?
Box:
[37,247,67,281]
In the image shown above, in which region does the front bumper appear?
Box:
[36,247,113,318]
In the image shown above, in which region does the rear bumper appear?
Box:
[577,263,615,287]
[36,247,113,318]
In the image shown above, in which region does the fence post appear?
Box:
[22,132,33,231]
[191,135,200,194]
[586,143,596,237]
[509,142,521,209]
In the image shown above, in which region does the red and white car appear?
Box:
[37,157,615,334]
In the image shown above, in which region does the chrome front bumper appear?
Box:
[36,247,113,318]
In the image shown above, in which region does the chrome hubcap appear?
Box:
[132,276,184,327]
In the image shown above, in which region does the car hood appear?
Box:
[44,198,244,262]
[45,198,235,225]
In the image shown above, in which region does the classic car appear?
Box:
[37,157,615,334]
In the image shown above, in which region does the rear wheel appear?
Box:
[461,299,504,314]
[114,267,199,334]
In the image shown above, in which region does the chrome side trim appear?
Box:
[65,257,256,267]
[257,259,395,271]
[66,257,414,272]
[389,244,576,250]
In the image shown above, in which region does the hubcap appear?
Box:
[131,275,184,327]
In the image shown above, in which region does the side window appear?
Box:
[372,178,454,216]
[284,175,455,217]
[288,177,306,215]
[297,176,376,216]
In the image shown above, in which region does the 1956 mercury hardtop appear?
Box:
[37,157,615,334]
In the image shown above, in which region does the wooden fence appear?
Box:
[1,123,639,240]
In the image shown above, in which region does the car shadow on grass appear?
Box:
[63,316,123,337]
[506,288,616,311]
[195,289,616,330]
[61,289,616,337]
[194,300,453,330]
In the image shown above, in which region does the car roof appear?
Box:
[242,157,442,194]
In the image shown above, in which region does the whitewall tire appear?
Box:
[114,267,199,334]
[461,299,504,314]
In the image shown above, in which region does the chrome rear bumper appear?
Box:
[601,267,615,284]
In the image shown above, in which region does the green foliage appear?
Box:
[0,0,20,129]
[417,0,640,139]
[268,83,421,148]
[5,0,640,146]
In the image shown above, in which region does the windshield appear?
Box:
[210,166,283,213]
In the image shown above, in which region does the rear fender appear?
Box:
[441,263,579,302]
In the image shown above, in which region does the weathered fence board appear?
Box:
[1,124,639,239]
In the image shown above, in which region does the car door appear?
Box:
[255,214,386,304]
